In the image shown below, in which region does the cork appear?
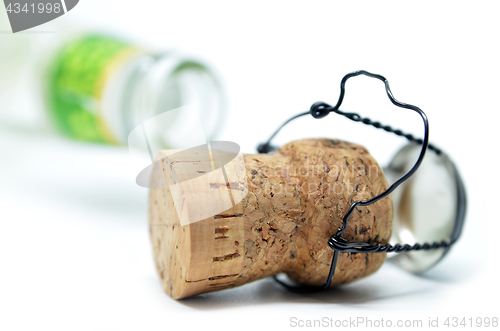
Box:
[149,138,393,299]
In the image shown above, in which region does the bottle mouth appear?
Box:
[103,51,225,150]
[384,143,466,273]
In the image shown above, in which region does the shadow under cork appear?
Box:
[175,266,441,310]
[173,255,479,311]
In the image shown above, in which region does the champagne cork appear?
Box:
[149,138,393,299]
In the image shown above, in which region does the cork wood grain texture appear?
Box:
[149,138,393,299]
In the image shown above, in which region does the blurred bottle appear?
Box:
[44,33,225,147]
[0,14,225,148]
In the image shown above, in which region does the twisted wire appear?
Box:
[328,236,452,254]
[332,108,443,155]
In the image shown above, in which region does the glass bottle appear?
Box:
[43,33,225,148]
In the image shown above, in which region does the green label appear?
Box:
[46,34,137,144]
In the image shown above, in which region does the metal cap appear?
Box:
[384,143,466,273]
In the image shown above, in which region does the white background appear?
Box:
[0,1,499,330]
